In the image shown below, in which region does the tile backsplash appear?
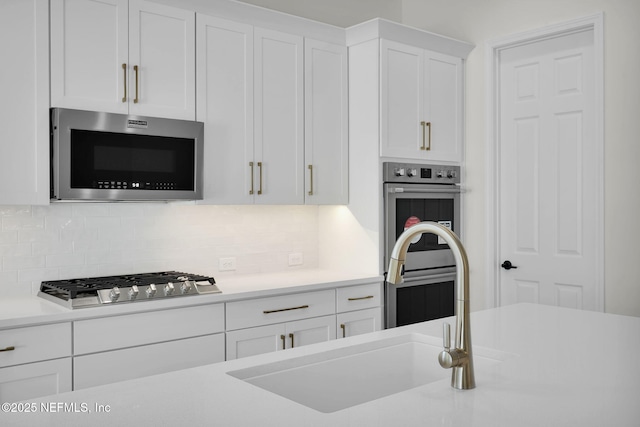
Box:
[0,203,319,297]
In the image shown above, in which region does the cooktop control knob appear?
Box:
[164,282,175,296]
[394,167,405,177]
[109,287,120,303]
[180,280,192,295]
[128,285,139,301]
[146,284,157,298]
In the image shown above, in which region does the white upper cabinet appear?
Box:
[197,15,254,204]
[51,0,195,120]
[0,0,49,205]
[380,39,463,162]
[304,39,349,204]
[253,28,304,205]
[197,16,306,205]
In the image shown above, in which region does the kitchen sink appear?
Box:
[228,333,510,413]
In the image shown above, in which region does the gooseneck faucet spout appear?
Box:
[387,221,475,390]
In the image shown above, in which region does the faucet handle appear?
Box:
[442,322,451,351]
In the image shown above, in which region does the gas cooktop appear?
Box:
[38,271,221,309]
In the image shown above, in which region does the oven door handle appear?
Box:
[386,271,457,285]
[387,186,462,194]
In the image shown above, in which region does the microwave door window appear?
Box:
[395,198,455,252]
[70,130,195,191]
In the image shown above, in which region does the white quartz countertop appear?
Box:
[3,303,639,426]
[0,269,382,329]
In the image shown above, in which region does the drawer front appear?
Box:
[74,303,224,355]
[0,358,72,402]
[226,290,336,330]
[74,333,225,390]
[336,283,382,313]
[0,323,71,368]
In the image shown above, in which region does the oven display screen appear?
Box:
[395,199,455,252]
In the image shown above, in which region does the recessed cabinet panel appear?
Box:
[337,308,382,338]
[0,358,72,402]
[0,323,71,368]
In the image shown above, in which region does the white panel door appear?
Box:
[0,359,72,402]
[0,0,49,205]
[286,315,336,348]
[226,324,286,360]
[50,0,128,113]
[499,29,598,310]
[423,51,463,162]
[304,39,349,205]
[128,0,195,120]
[254,28,304,204]
[380,40,423,158]
[197,15,254,204]
[337,308,382,338]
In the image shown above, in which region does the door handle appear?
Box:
[122,63,127,102]
[133,65,139,104]
[501,260,518,270]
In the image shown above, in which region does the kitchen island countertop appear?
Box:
[2,303,639,426]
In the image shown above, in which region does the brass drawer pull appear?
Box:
[249,162,255,195]
[0,346,16,352]
[308,164,313,196]
[340,324,346,338]
[420,121,432,151]
[347,295,374,301]
[121,63,127,102]
[257,162,263,195]
[263,305,309,314]
[289,333,295,348]
[133,65,139,104]
[280,334,286,350]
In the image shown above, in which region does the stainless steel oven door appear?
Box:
[385,271,456,328]
[384,183,461,273]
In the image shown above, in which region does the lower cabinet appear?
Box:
[0,358,72,402]
[226,315,336,360]
[337,308,382,338]
[74,334,225,390]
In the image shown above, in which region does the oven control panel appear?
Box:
[383,162,461,184]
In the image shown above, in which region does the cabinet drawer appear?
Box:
[74,304,224,355]
[336,283,382,313]
[0,323,71,368]
[74,333,225,390]
[0,358,72,402]
[226,290,335,330]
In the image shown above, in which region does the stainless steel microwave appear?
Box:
[50,108,204,201]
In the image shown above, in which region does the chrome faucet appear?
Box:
[387,221,475,390]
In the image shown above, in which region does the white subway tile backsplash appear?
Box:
[0,203,320,296]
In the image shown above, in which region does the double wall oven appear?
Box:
[383,162,461,328]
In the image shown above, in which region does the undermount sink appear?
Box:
[228,333,510,413]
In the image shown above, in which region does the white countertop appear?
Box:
[3,303,639,426]
[0,269,382,329]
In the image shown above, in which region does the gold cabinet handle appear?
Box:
[347,295,374,301]
[121,63,127,102]
[340,324,346,338]
[257,162,263,195]
[289,333,294,348]
[420,121,426,150]
[0,346,15,352]
[249,162,255,195]
[280,334,286,350]
[308,164,313,196]
[133,65,139,104]
[425,121,431,151]
[263,305,309,314]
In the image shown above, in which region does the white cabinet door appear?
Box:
[380,39,423,159]
[0,358,72,402]
[50,0,129,114]
[0,0,49,205]
[74,334,225,390]
[337,308,382,339]
[423,51,463,162]
[128,0,195,120]
[304,39,348,204]
[380,40,463,162]
[254,28,304,205]
[51,0,195,120]
[286,315,336,348]
[226,324,286,360]
[197,15,254,204]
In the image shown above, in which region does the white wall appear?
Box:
[401,0,640,317]
[0,204,319,297]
